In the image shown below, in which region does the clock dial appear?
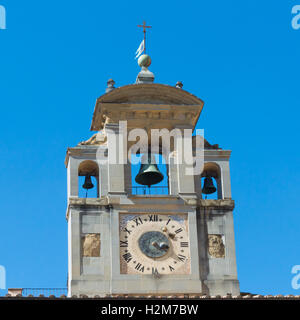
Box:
[119,213,190,275]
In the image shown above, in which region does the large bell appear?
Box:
[202,176,216,195]
[135,154,164,187]
[82,175,94,190]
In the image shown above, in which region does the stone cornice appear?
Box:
[66,197,108,220]
[203,149,232,160]
[66,197,235,220]
[198,199,235,210]
[64,145,105,167]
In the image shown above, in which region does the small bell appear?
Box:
[202,176,216,195]
[82,175,94,190]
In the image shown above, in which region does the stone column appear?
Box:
[219,161,232,199]
[68,209,81,293]
[168,152,178,195]
[175,130,196,196]
[67,157,79,198]
[105,123,126,196]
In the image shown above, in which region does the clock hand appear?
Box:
[159,242,169,250]
[151,241,160,249]
[151,241,169,251]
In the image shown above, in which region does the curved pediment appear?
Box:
[97,83,204,105]
[91,83,204,131]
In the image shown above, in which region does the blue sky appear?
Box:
[0,0,300,296]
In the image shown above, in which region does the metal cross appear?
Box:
[137,21,152,54]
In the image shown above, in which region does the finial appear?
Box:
[106,79,115,93]
[136,55,154,84]
[175,81,183,89]
[138,54,151,68]
[135,21,154,84]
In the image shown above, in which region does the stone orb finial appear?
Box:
[138,54,152,68]
[107,78,115,86]
[175,81,183,89]
[106,78,116,93]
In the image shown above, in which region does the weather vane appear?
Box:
[136,21,152,59]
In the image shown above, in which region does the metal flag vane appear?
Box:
[137,21,152,54]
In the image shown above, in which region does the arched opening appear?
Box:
[201,162,221,199]
[131,152,169,195]
[78,160,99,198]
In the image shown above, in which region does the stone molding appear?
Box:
[66,197,235,220]
[198,199,235,210]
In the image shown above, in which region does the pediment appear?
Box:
[91,84,204,131]
[97,83,204,105]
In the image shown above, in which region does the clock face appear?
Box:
[119,213,190,275]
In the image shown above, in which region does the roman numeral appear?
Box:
[175,228,183,234]
[148,215,158,222]
[166,218,171,225]
[122,252,132,263]
[152,267,159,275]
[180,242,189,248]
[134,217,143,226]
[177,254,186,262]
[124,228,131,235]
[135,263,144,272]
[120,240,128,247]
[169,265,175,272]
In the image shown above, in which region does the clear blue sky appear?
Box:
[0,0,300,296]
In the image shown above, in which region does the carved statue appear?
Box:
[208,234,225,258]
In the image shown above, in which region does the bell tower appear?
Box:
[65,53,240,297]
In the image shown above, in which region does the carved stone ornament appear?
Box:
[82,234,100,257]
[78,132,107,146]
[208,234,225,258]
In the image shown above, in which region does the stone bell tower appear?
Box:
[65,53,240,297]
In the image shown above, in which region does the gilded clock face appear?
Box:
[119,213,190,275]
